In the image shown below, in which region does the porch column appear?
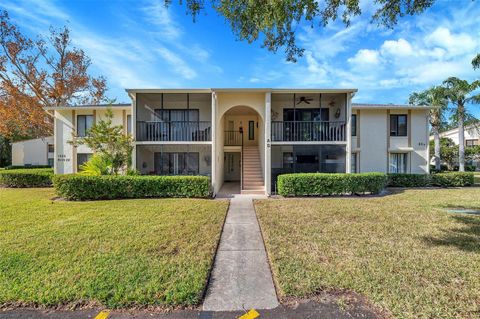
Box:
[211,91,217,194]
[131,94,137,171]
[265,92,272,194]
[345,92,352,173]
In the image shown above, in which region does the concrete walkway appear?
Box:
[202,195,279,311]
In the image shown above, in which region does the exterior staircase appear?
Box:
[241,146,265,195]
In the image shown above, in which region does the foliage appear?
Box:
[430,137,480,170]
[78,153,112,176]
[0,168,53,187]
[430,172,475,187]
[0,188,227,308]
[387,172,474,187]
[4,165,51,170]
[53,175,211,200]
[473,53,480,70]
[442,77,480,171]
[173,0,436,62]
[409,86,448,170]
[0,10,108,139]
[255,188,480,318]
[70,108,133,175]
[0,135,11,167]
[277,172,387,196]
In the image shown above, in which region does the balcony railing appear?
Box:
[136,121,211,142]
[224,130,243,146]
[271,121,346,142]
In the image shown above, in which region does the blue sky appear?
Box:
[2,0,480,107]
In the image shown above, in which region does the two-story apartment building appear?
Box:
[45,88,431,195]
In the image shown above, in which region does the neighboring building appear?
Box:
[45,89,431,195]
[430,124,480,169]
[12,136,55,167]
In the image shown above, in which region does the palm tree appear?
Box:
[409,86,448,171]
[442,77,480,171]
[473,54,480,70]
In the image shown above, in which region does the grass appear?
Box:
[255,189,480,319]
[0,188,228,308]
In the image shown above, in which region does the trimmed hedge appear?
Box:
[387,172,474,187]
[277,172,388,197]
[53,174,211,200]
[0,168,54,187]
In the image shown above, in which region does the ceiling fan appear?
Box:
[297,96,314,104]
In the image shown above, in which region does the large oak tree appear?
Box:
[172,0,436,62]
[0,10,108,140]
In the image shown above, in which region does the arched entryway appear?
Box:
[217,105,265,196]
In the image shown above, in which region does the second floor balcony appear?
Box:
[136,121,212,142]
[271,120,346,142]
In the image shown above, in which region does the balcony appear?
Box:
[271,121,346,142]
[136,121,211,142]
[224,130,243,146]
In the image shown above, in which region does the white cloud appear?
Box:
[425,27,476,57]
[141,0,182,40]
[156,47,197,79]
[380,38,414,57]
[348,49,380,65]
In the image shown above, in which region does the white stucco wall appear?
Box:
[12,136,54,166]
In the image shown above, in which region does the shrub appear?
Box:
[431,172,474,187]
[53,175,211,200]
[0,168,54,187]
[277,173,388,197]
[387,172,474,187]
[387,174,431,187]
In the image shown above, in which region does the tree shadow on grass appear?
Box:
[423,215,480,253]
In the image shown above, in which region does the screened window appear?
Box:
[283,108,329,121]
[389,153,407,173]
[351,114,357,136]
[351,153,357,173]
[77,115,94,137]
[77,153,92,171]
[466,139,479,147]
[127,115,132,134]
[48,144,54,153]
[154,152,199,175]
[154,109,199,121]
[248,121,255,140]
[390,115,407,136]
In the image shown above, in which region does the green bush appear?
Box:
[431,172,474,187]
[53,175,211,200]
[387,172,474,187]
[387,174,431,187]
[277,173,388,197]
[0,168,54,187]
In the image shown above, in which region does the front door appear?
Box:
[224,152,241,181]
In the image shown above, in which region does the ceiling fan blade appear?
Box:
[305,100,310,104]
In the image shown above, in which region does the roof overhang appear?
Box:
[352,103,432,110]
[44,104,131,111]
[125,88,358,94]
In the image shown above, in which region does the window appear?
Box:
[48,158,54,167]
[127,115,132,134]
[283,108,329,122]
[466,139,479,147]
[154,152,199,175]
[389,153,407,173]
[77,115,94,137]
[77,153,92,171]
[248,121,255,140]
[48,144,54,153]
[351,114,357,136]
[390,114,407,136]
[154,109,199,121]
[351,153,357,173]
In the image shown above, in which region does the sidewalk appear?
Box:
[202,195,279,311]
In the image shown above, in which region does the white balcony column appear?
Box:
[131,93,137,170]
[265,91,272,194]
[211,91,217,195]
[345,92,352,173]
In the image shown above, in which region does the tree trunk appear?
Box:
[432,125,441,171]
[458,103,465,172]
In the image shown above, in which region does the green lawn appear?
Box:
[255,189,480,319]
[0,188,228,308]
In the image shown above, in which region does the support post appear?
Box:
[211,91,217,195]
[265,91,272,195]
[345,93,352,173]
